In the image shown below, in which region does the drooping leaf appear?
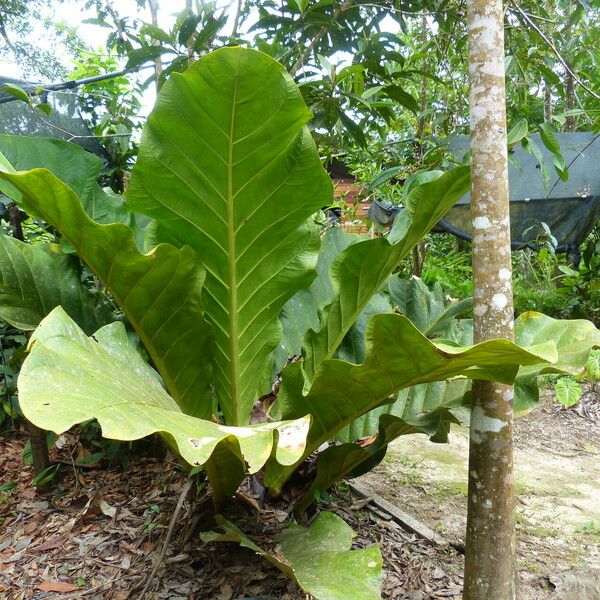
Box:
[0,234,111,334]
[264,313,556,492]
[507,118,528,146]
[276,227,361,371]
[348,310,600,438]
[345,311,600,439]
[539,122,561,155]
[1,84,30,104]
[298,310,600,506]
[201,512,382,600]
[383,84,419,112]
[388,275,473,337]
[0,135,132,227]
[0,167,215,418]
[514,312,600,413]
[301,166,471,383]
[127,47,332,426]
[19,307,309,474]
[367,165,402,191]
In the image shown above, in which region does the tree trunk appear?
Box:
[148,0,163,91]
[411,244,424,277]
[414,11,429,162]
[185,0,196,65]
[463,1,516,599]
[410,12,429,278]
[26,421,51,484]
[565,70,576,132]
[544,84,552,122]
[231,0,243,39]
[7,203,51,482]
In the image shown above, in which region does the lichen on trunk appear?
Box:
[464,0,517,598]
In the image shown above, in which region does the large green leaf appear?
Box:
[388,275,473,337]
[264,313,556,492]
[316,313,600,497]
[301,166,470,382]
[295,378,470,512]
[0,233,111,334]
[0,135,131,226]
[295,313,599,509]
[277,227,360,370]
[514,312,600,413]
[20,307,309,474]
[0,167,214,418]
[201,512,382,600]
[295,409,458,514]
[127,47,332,425]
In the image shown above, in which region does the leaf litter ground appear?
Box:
[1,389,597,599]
[1,431,463,599]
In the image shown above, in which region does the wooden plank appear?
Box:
[348,480,450,548]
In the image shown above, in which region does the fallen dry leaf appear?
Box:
[36,537,66,552]
[37,580,79,592]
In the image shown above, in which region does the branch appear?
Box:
[231,0,243,38]
[510,1,600,102]
[289,0,354,77]
[136,476,195,599]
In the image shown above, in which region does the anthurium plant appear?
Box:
[1,47,598,600]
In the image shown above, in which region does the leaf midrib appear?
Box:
[227,69,241,425]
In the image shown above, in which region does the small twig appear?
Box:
[544,131,600,199]
[230,0,243,37]
[289,0,354,77]
[510,1,600,102]
[136,477,195,599]
[69,447,81,494]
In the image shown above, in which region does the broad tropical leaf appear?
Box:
[0,167,214,418]
[0,233,111,333]
[20,307,309,473]
[264,313,556,492]
[301,167,470,382]
[201,512,382,600]
[336,312,600,446]
[277,227,360,370]
[127,47,332,425]
[295,410,458,513]
[514,312,600,412]
[388,275,473,337]
[0,135,132,226]
[319,312,600,497]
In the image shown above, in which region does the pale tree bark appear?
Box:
[410,11,429,277]
[565,71,576,132]
[185,0,196,65]
[464,1,516,599]
[148,0,163,91]
[544,84,552,122]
